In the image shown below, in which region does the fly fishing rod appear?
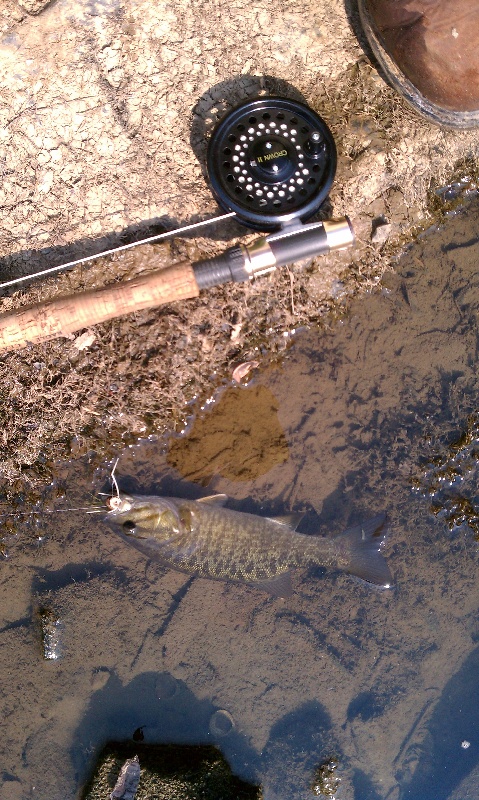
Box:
[0,96,354,353]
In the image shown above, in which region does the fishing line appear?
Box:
[110,457,121,502]
[0,507,105,517]
[0,212,237,291]
[0,462,124,522]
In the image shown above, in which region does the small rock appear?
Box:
[209,709,235,738]
[371,222,392,245]
[17,0,53,13]
[230,323,242,341]
[72,330,97,351]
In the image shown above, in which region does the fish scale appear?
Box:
[186,503,299,580]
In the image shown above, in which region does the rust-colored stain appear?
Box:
[168,384,289,483]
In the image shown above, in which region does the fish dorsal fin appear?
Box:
[197,494,229,507]
[249,571,293,598]
[267,512,305,531]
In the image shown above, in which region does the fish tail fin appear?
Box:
[336,512,392,587]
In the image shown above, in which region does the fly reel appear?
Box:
[207,96,337,232]
[192,95,353,290]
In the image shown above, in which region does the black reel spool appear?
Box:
[207,96,337,232]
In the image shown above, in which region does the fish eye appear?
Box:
[123,520,136,533]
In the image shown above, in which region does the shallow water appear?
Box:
[1,198,479,800]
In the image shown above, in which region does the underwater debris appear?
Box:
[110,755,141,800]
[37,606,61,661]
[411,412,479,538]
[232,360,260,384]
[311,757,341,797]
[209,709,235,738]
[83,743,261,799]
[155,672,179,700]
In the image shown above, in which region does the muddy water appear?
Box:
[1,198,479,800]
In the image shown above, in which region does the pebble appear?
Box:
[371,222,392,245]
[17,0,52,13]
[156,672,179,700]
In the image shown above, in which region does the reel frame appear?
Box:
[207,96,337,231]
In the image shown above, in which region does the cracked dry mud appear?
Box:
[0,0,478,483]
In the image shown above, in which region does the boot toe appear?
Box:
[358,0,479,127]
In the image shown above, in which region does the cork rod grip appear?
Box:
[0,260,199,353]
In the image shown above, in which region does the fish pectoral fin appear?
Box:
[267,512,305,531]
[249,571,293,598]
[197,494,229,507]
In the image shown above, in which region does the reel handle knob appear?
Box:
[304,131,325,157]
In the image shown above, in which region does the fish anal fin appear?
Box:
[267,512,305,531]
[197,494,228,507]
[249,571,293,597]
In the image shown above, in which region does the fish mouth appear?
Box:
[105,495,142,535]
[107,495,132,513]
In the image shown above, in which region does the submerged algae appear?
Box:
[312,756,341,797]
[83,744,262,800]
[412,412,479,538]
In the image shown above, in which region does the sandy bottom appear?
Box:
[1,199,479,800]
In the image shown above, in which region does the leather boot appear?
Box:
[358,0,479,127]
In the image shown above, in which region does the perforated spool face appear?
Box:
[207,97,337,231]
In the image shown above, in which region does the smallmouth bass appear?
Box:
[106,493,392,596]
